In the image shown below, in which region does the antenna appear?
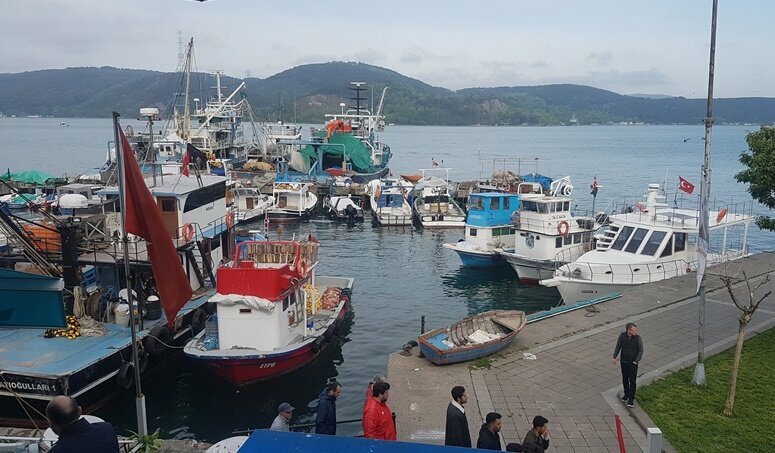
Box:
[176,30,185,72]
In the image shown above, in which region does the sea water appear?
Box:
[0,117,771,441]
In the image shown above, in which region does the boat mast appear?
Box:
[181,38,194,142]
[693,0,718,387]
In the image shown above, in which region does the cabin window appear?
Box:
[469,228,477,237]
[641,231,667,256]
[522,201,537,212]
[538,203,549,214]
[611,226,634,250]
[555,202,564,212]
[556,237,563,248]
[468,197,485,210]
[625,228,649,253]
[674,232,687,252]
[510,228,516,235]
[160,198,176,212]
[573,233,581,244]
[563,201,570,211]
[183,182,226,213]
[660,235,674,257]
[503,197,511,210]
[582,232,591,243]
[489,198,499,210]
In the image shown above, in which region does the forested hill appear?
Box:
[1,62,774,125]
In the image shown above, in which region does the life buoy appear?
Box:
[116,362,134,390]
[716,208,728,224]
[182,223,195,242]
[557,221,570,237]
[225,212,235,229]
[296,259,309,278]
[144,325,172,357]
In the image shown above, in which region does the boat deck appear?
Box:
[0,298,205,379]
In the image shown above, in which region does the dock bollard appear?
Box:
[418,316,425,358]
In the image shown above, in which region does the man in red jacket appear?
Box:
[363,381,396,440]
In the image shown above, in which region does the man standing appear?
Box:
[444,385,471,447]
[315,382,342,435]
[46,395,119,453]
[612,322,644,407]
[476,412,503,450]
[364,374,387,411]
[522,415,550,453]
[270,402,294,432]
[363,382,397,440]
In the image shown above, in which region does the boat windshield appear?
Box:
[641,231,667,256]
[468,197,485,210]
[378,194,404,208]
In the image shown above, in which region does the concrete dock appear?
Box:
[388,252,775,452]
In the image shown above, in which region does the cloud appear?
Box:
[529,60,550,69]
[352,48,387,64]
[585,51,613,66]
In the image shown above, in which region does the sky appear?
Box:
[2,0,774,98]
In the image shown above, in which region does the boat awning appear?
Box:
[239,430,480,452]
[0,268,66,328]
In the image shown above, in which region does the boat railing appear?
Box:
[604,198,756,228]
[551,242,594,266]
[513,215,597,234]
[557,257,694,284]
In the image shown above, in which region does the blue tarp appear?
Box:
[239,430,494,452]
[0,268,66,328]
[520,173,553,191]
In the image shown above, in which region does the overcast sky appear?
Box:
[2,1,773,98]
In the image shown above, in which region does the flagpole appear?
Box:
[112,111,149,435]
[693,0,718,387]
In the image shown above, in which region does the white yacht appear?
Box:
[367,178,414,226]
[540,183,755,303]
[265,181,318,223]
[499,176,599,284]
[232,186,274,224]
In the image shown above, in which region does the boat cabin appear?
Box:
[465,193,519,240]
[273,182,311,211]
[595,224,688,259]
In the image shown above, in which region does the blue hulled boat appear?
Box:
[443,192,520,267]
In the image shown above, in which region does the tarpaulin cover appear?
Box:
[299,131,374,173]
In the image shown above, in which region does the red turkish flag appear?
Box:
[119,127,192,326]
[180,148,191,177]
[678,176,695,194]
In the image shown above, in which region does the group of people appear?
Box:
[267,323,643,451]
[444,385,549,452]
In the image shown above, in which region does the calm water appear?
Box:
[0,118,771,441]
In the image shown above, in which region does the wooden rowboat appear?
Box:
[418,310,526,365]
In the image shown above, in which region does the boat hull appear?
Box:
[266,209,312,224]
[371,210,413,226]
[501,253,560,285]
[419,335,515,365]
[444,244,503,268]
[541,278,632,304]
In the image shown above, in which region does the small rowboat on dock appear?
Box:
[418,310,526,365]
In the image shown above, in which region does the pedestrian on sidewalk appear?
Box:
[444,385,472,447]
[315,381,342,435]
[522,415,550,453]
[363,381,397,440]
[476,412,503,450]
[612,322,644,407]
[270,402,294,432]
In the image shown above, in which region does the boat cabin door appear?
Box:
[157,196,180,238]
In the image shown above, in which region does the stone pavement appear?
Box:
[388,252,775,452]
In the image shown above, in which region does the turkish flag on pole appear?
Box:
[119,127,193,326]
[678,176,695,194]
[180,148,191,177]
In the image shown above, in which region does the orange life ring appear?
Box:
[557,220,570,237]
[296,259,308,277]
[225,212,235,228]
[716,208,728,224]
[182,223,195,242]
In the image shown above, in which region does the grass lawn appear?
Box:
[638,326,775,452]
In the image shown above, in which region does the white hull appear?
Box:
[540,279,633,304]
[372,209,413,226]
[501,253,559,283]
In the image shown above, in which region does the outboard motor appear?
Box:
[345,204,358,225]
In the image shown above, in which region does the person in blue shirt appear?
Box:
[315,382,342,435]
[46,395,118,453]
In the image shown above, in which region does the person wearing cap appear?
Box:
[270,402,294,432]
[522,415,550,453]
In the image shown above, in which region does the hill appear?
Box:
[1,62,774,125]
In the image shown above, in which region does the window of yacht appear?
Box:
[522,201,538,212]
[555,202,564,212]
[469,228,477,237]
[564,234,572,246]
[625,228,649,253]
[556,237,563,248]
[469,197,485,210]
[563,201,570,211]
[641,231,667,256]
[611,226,634,250]
[674,232,687,252]
[573,233,582,244]
[660,235,674,257]
[538,203,549,214]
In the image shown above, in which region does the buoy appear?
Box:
[716,208,728,223]
[182,223,195,241]
[557,221,571,237]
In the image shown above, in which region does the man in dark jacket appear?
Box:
[46,395,119,453]
[476,412,503,450]
[612,322,644,407]
[315,382,342,435]
[444,385,471,447]
[523,415,550,453]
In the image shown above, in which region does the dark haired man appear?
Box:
[444,385,471,447]
[46,395,118,453]
[363,381,396,440]
[523,415,550,453]
[476,412,503,450]
[315,381,342,435]
[613,322,644,407]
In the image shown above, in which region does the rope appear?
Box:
[78,316,107,337]
[145,333,186,350]
[0,371,44,431]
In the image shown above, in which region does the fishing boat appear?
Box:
[367,178,414,226]
[184,238,355,384]
[265,181,318,223]
[232,186,274,224]
[290,82,392,184]
[323,195,364,223]
[540,183,756,303]
[499,176,600,284]
[418,310,526,365]
[443,192,520,267]
[412,170,466,228]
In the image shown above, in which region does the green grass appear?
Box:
[469,357,493,370]
[638,327,775,452]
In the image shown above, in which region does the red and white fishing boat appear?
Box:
[183,238,354,384]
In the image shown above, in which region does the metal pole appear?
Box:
[149,119,156,187]
[693,0,718,387]
[112,112,149,435]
